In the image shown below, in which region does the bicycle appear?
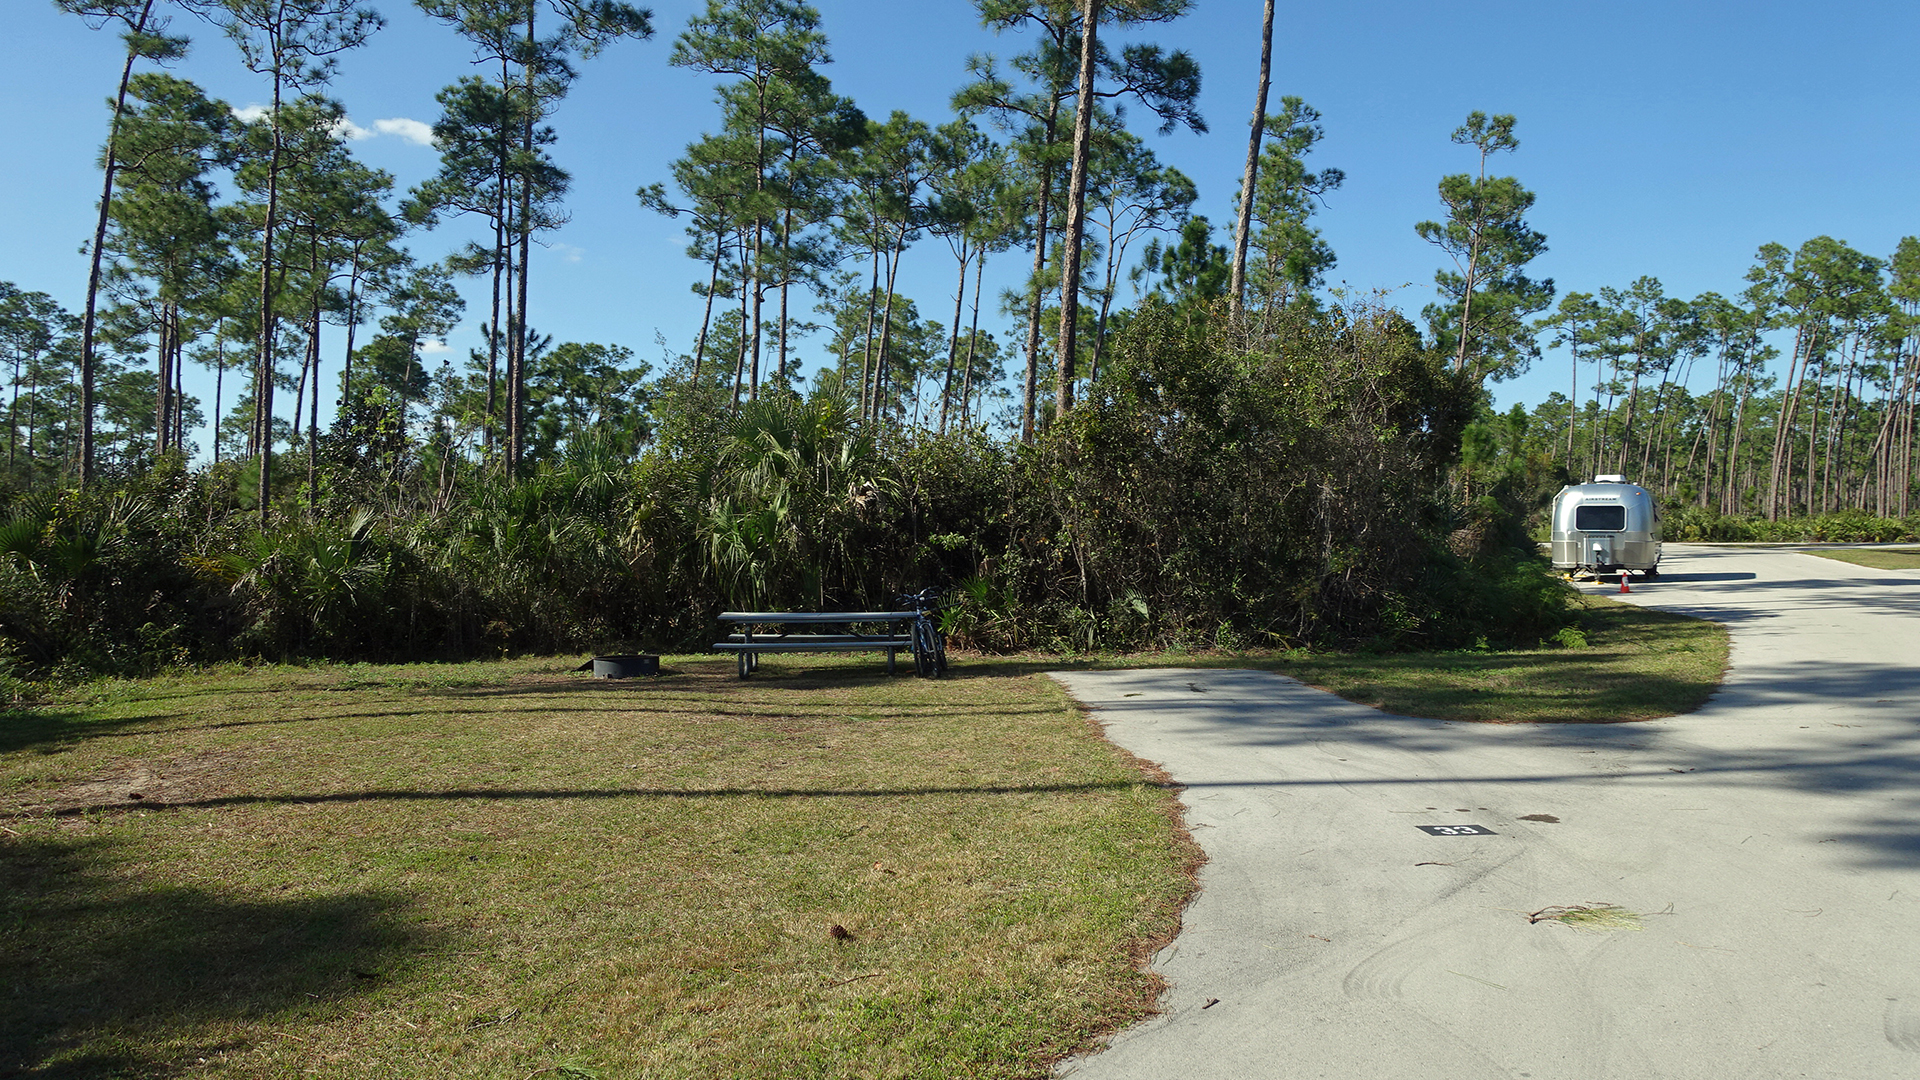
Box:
[896,588,949,678]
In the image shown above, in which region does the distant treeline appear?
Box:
[1497,237,1920,523]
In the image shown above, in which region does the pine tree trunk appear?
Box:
[172,327,185,450]
[859,235,880,418]
[154,304,175,454]
[307,294,321,509]
[487,51,510,453]
[1228,0,1275,318]
[1091,279,1115,384]
[1690,356,1727,508]
[79,0,156,486]
[24,361,39,486]
[1595,361,1618,479]
[212,332,225,465]
[1053,0,1102,420]
[1767,325,1810,519]
[874,231,906,424]
[1897,333,1918,516]
[732,224,749,412]
[1822,366,1842,512]
[1861,378,1900,516]
[749,223,763,400]
[960,250,986,426]
[342,247,362,405]
[778,207,793,384]
[1567,342,1580,466]
[939,243,968,434]
[1804,354,1828,516]
[510,6,535,478]
[1616,366,1642,476]
[291,322,310,453]
[1020,99,1061,444]
[8,354,20,474]
[693,223,723,386]
[256,70,285,525]
[1638,371,1667,485]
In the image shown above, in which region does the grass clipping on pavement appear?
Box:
[1,657,1200,1079]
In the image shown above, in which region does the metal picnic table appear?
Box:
[713,609,940,678]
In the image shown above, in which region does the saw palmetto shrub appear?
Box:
[1000,299,1563,649]
[0,461,240,677]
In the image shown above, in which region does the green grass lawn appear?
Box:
[1070,593,1729,724]
[1803,546,1920,570]
[1,658,1198,1079]
[1264,594,1728,722]
[0,596,1726,1077]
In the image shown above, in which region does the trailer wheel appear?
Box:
[1644,566,1660,580]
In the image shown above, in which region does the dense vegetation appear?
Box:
[7,2,1915,682]
[0,295,1598,683]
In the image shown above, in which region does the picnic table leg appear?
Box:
[886,647,896,675]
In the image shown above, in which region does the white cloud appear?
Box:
[421,339,452,354]
[331,117,376,141]
[372,118,434,146]
[231,105,432,148]
[552,243,585,264]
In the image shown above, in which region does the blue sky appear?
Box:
[3,0,1917,443]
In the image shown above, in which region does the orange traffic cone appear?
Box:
[1619,575,1631,594]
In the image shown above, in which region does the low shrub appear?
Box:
[1662,504,1920,544]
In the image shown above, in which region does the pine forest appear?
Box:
[2,0,1916,681]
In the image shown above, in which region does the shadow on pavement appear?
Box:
[1073,651,1920,873]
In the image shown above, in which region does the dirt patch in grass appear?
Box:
[12,747,259,815]
[1,655,1196,1080]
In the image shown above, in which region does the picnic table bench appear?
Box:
[714,609,938,678]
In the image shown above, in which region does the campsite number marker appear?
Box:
[1418,825,1496,836]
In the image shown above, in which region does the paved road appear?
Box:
[1053,545,1920,1079]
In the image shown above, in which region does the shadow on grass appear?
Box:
[0,707,153,758]
[45,778,1167,817]
[416,656,1087,695]
[0,835,434,1078]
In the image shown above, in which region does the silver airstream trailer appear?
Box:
[1550,475,1662,578]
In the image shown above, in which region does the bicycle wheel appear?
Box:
[912,619,935,677]
[931,626,948,674]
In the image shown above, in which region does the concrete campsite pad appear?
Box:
[1054,545,1920,1079]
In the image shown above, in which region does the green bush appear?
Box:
[1662,503,1919,544]
[1,303,1591,675]
[986,299,1560,650]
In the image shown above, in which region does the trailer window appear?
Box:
[1575,504,1627,532]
